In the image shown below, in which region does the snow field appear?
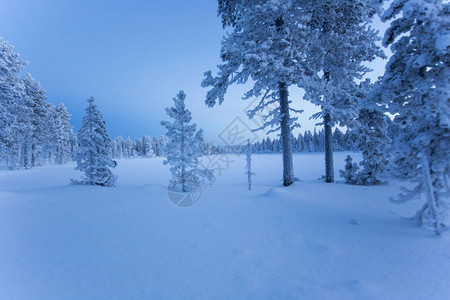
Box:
[1,153,449,299]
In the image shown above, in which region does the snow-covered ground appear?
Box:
[1,153,449,299]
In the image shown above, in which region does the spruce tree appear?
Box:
[161,91,213,193]
[340,155,359,184]
[353,81,391,185]
[72,97,117,187]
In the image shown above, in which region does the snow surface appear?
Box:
[1,153,449,299]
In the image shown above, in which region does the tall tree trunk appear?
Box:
[324,112,334,183]
[421,154,440,235]
[23,140,32,169]
[9,143,21,170]
[279,82,294,186]
[31,143,37,167]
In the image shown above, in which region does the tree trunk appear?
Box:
[421,154,440,235]
[31,143,37,167]
[279,82,294,186]
[10,144,21,170]
[23,140,32,169]
[324,112,334,183]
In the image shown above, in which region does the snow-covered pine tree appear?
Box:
[22,73,49,167]
[352,80,391,185]
[304,0,385,183]
[126,137,136,158]
[297,133,305,152]
[54,103,73,165]
[265,137,273,153]
[317,129,325,152]
[339,155,360,184]
[72,97,117,187]
[135,138,143,156]
[8,79,32,170]
[69,131,77,161]
[245,139,255,190]
[353,110,391,186]
[142,135,154,158]
[159,136,168,157]
[332,128,345,152]
[378,0,449,234]
[161,91,213,193]
[41,103,59,164]
[121,136,129,158]
[152,136,162,157]
[113,136,124,159]
[0,37,28,169]
[203,0,309,186]
[344,130,359,152]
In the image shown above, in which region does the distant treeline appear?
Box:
[110,127,360,159]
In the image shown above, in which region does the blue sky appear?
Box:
[0,0,390,142]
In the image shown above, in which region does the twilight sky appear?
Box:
[0,0,391,143]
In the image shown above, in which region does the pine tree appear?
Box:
[54,103,73,165]
[22,73,49,167]
[159,136,168,157]
[340,155,360,184]
[113,136,124,159]
[126,136,136,158]
[161,91,213,193]
[304,0,385,183]
[142,135,154,158]
[333,128,345,152]
[8,80,32,170]
[203,0,310,186]
[69,131,77,161]
[0,37,28,168]
[42,103,60,164]
[353,80,391,185]
[379,0,449,234]
[72,97,117,187]
[1,40,75,169]
[152,136,161,157]
[355,109,391,185]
